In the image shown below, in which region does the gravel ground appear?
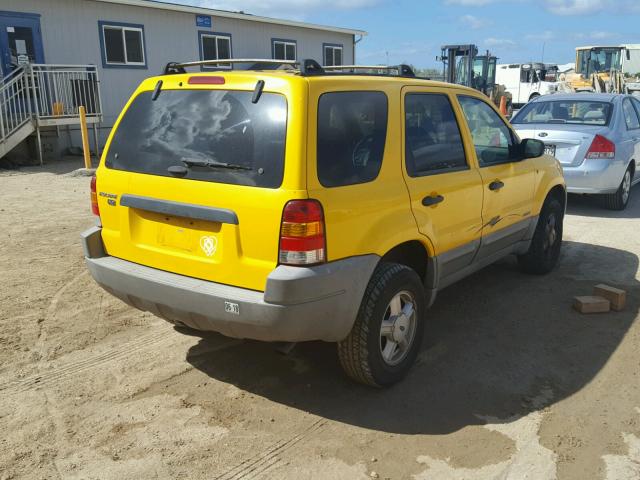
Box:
[1,160,639,480]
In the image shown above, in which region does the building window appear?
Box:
[99,21,146,67]
[272,39,296,61]
[323,44,343,66]
[199,32,232,69]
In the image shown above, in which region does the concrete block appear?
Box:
[573,296,610,314]
[593,284,626,312]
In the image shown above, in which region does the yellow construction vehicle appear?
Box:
[566,45,640,94]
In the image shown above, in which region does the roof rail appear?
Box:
[162,58,324,75]
[161,58,415,78]
[323,64,416,77]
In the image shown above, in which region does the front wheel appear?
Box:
[337,263,425,387]
[518,197,563,274]
[603,167,632,211]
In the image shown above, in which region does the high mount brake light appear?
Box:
[187,76,226,85]
[279,200,326,266]
[586,134,615,159]
[90,175,100,216]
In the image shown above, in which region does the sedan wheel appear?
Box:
[604,168,633,211]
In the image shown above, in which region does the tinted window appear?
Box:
[512,100,612,126]
[106,90,287,188]
[622,98,640,129]
[103,27,125,63]
[317,91,388,187]
[458,95,515,166]
[405,93,467,176]
[124,30,143,63]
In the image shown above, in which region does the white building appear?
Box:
[0,0,366,162]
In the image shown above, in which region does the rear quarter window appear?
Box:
[317,91,388,187]
[105,89,287,188]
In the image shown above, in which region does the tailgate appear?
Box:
[95,75,307,292]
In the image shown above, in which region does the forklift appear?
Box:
[439,44,510,111]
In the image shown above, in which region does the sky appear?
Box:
[182,0,640,69]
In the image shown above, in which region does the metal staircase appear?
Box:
[0,64,102,163]
[0,66,35,159]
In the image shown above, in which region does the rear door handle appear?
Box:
[422,194,444,206]
[489,180,505,191]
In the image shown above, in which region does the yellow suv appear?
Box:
[82,59,566,387]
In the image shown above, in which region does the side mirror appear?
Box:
[521,138,545,159]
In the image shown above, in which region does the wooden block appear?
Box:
[573,296,610,314]
[593,284,626,312]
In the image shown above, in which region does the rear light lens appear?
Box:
[188,76,225,85]
[90,175,100,216]
[586,134,615,159]
[279,200,326,266]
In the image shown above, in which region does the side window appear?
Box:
[633,98,640,121]
[458,95,516,166]
[404,93,467,176]
[317,91,388,187]
[622,98,640,130]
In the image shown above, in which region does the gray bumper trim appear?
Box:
[82,228,378,342]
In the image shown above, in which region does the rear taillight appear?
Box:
[90,175,100,216]
[279,200,326,266]
[586,134,615,159]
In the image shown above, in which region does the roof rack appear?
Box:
[162,58,416,78]
[163,58,324,75]
[323,64,416,77]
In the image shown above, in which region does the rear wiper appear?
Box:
[181,157,252,171]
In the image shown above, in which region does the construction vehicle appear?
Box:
[565,45,640,95]
[439,44,512,112]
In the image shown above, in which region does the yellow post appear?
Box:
[79,105,92,169]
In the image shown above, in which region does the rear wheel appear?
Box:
[337,263,425,387]
[518,197,563,275]
[603,167,632,211]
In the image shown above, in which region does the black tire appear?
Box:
[603,167,632,211]
[337,262,425,387]
[517,197,563,275]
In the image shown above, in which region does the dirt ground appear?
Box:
[1,160,639,480]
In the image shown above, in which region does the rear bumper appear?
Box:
[82,227,378,342]
[563,158,628,194]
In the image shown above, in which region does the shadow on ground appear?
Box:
[567,183,640,219]
[0,157,94,175]
[186,240,639,434]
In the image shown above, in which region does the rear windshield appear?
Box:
[105,89,287,188]
[512,100,612,126]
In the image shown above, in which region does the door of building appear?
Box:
[0,11,45,77]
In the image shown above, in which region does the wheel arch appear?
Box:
[545,183,567,213]
[380,240,431,285]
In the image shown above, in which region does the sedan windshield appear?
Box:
[512,100,612,126]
